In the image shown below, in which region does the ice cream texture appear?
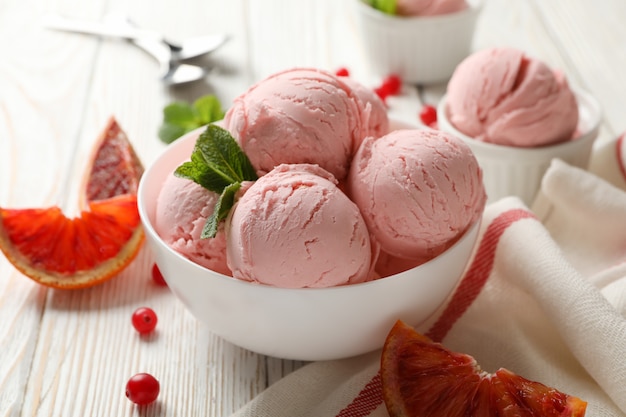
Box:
[223,68,370,181]
[396,0,468,16]
[348,129,486,260]
[226,164,373,288]
[445,47,579,147]
[341,76,390,143]
[155,172,231,276]
[154,66,491,287]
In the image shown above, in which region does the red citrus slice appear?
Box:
[0,194,144,289]
[381,320,587,417]
[81,116,144,205]
[0,117,146,289]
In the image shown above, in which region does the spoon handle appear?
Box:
[42,14,161,42]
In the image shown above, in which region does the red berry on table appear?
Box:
[419,105,438,127]
[381,74,402,95]
[132,307,158,334]
[151,263,168,286]
[335,67,350,77]
[375,85,391,102]
[125,373,160,405]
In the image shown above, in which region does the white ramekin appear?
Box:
[437,88,602,206]
[353,0,482,84]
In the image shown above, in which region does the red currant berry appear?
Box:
[131,307,158,334]
[419,105,438,126]
[374,85,390,102]
[381,74,402,95]
[335,67,350,77]
[151,264,168,286]
[125,373,160,405]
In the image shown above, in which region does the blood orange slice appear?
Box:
[81,116,144,205]
[0,194,144,289]
[381,320,587,417]
[0,117,146,289]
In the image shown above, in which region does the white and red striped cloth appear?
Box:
[231,134,626,417]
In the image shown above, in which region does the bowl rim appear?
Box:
[137,122,482,294]
[436,86,602,155]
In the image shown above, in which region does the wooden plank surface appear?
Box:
[1,0,625,415]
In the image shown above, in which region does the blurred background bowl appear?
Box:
[137,122,481,361]
[353,0,482,84]
[437,87,602,206]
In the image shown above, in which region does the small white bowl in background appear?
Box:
[437,88,602,206]
[137,120,481,361]
[353,0,482,84]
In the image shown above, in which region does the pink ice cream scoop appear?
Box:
[223,68,365,181]
[341,76,390,143]
[445,47,579,147]
[348,129,486,260]
[155,172,231,276]
[396,0,468,16]
[226,164,373,288]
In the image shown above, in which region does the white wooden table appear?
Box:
[2,0,626,415]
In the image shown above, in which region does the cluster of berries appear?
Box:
[124,265,168,406]
[334,67,438,128]
[335,67,401,102]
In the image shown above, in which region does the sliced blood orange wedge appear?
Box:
[0,194,144,289]
[0,117,145,289]
[381,320,587,417]
[81,116,144,205]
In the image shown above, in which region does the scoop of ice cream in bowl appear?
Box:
[138,68,486,361]
[437,47,602,205]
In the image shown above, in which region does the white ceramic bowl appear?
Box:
[353,0,482,84]
[437,88,602,206]
[137,122,481,361]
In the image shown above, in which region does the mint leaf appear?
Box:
[194,95,225,125]
[202,182,241,238]
[163,101,196,125]
[174,124,257,194]
[175,124,257,239]
[158,122,187,144]
[196,125,257,183]
[364,0,397,14]
[158,95,225,144]
[175,150,231,192]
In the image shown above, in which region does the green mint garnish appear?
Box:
[174,124,258,238]
[175,124,258,192]
[364,0,397,14]
[202,182,241,238]
[158,95,225,144]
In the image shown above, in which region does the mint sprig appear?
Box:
[158,95,225,144]
[364,0,397,14]
[202,182,241,239]
[174,124,258,238]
